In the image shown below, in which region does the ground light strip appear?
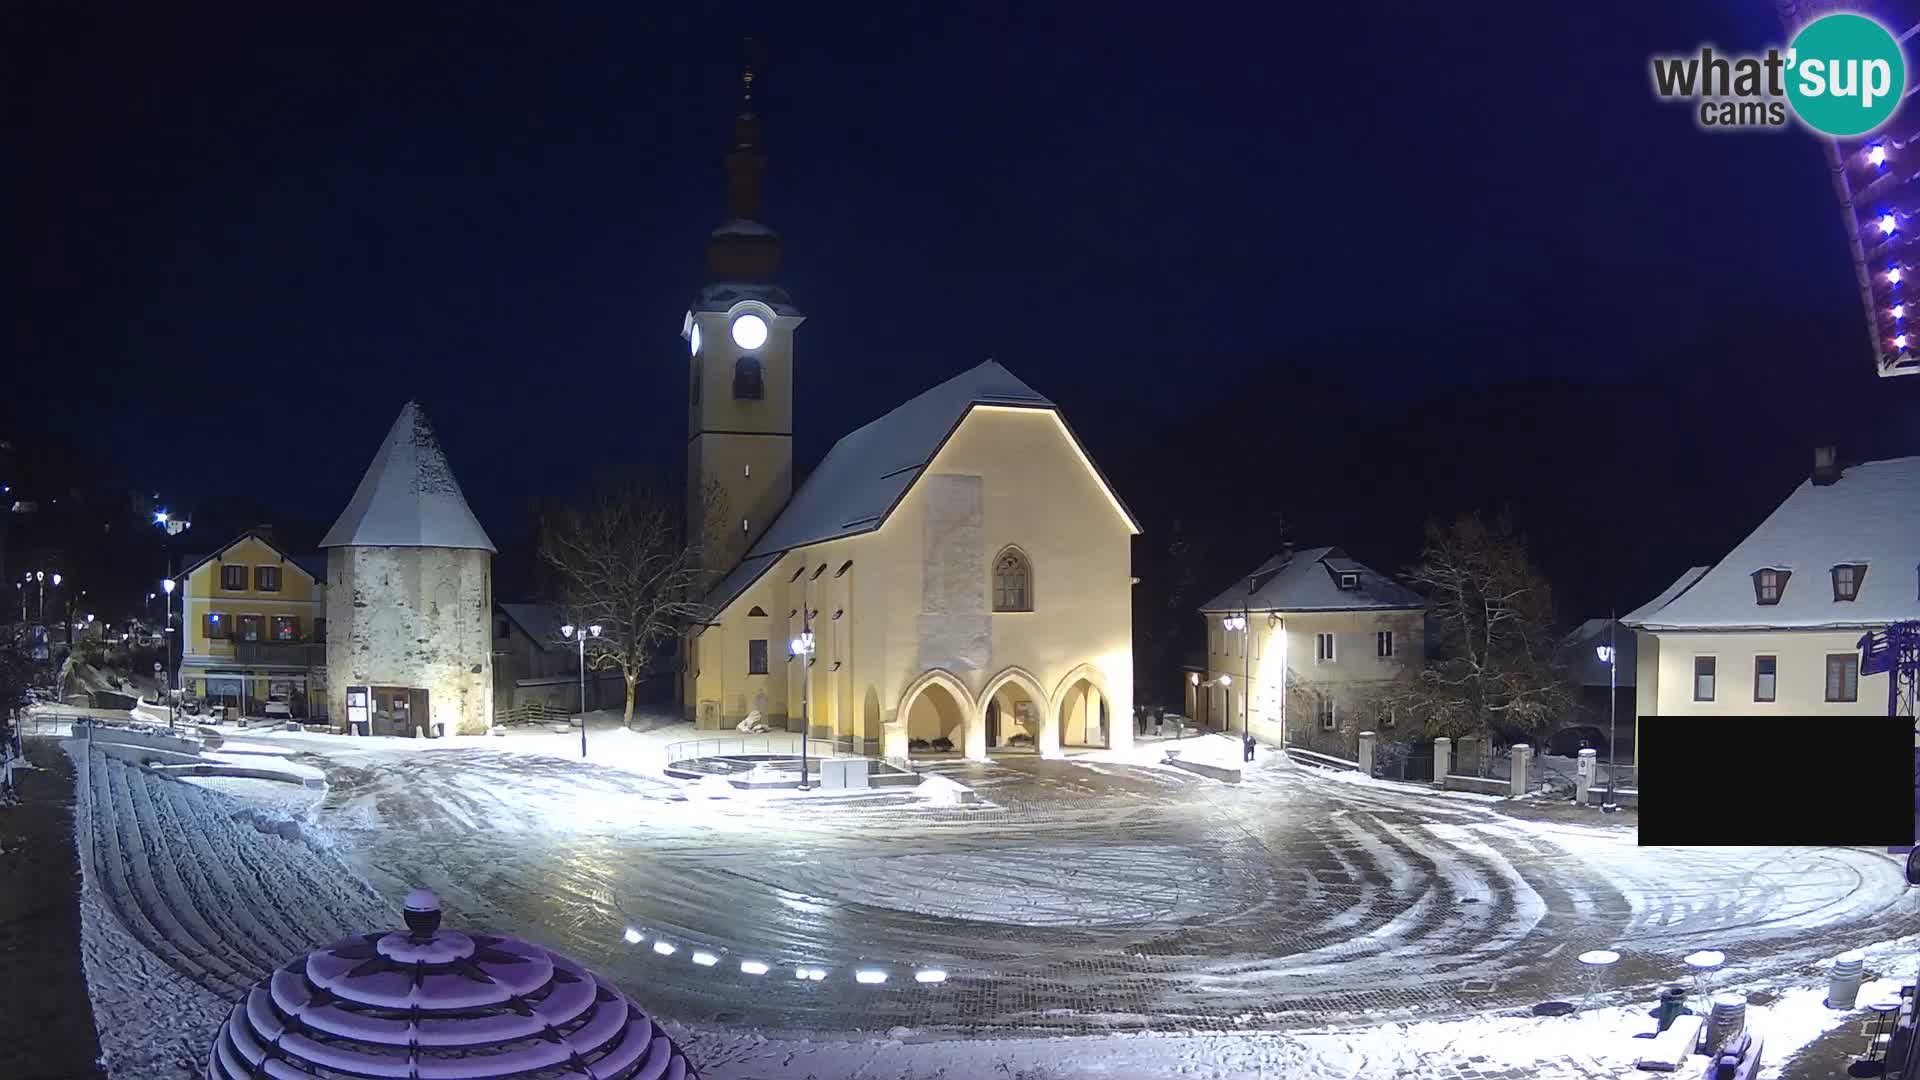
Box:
[692,951,718,966]
[855,969,888,984]
[653,940,676,956]
[740,960,769,975]
[623,922,947,986]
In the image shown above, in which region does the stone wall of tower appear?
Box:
[325,545,494,735]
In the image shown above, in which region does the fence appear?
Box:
[664,733,855,762]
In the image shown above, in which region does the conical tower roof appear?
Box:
[321,402,496,553]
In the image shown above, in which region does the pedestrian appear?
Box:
[1243,732,1255,762]
[1136,705,1147,736]
[1154,709,1164,737]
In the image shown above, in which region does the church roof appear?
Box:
[321,402,496,553]
[702,360,1139,615]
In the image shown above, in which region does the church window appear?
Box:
[747,639,768,675]
[993,548,1033,612]
[836,560,853,577]
[747,606,767,617]
[789,565,805,583]
[733,356,764,400]
[811,564,826,580]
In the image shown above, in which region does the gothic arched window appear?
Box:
[993,547,1033,612]
[733,356,764,400]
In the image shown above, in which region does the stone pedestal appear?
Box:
[1434,736,1452,784]
[1358,730,1375,776]
[1576,748,1597,804]
[1510,743,1531,796]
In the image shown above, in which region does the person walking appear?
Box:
[1243,732,1256,762]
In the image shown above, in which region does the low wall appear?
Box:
[1168,759,1242,783]
[73,721,204,757]
[1287,747,1363,772]
[1442,774,1509,796]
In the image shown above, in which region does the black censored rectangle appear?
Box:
[1636,716,1914,847]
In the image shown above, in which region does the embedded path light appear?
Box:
[205,888,703,1078]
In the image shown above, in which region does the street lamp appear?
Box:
[790,629,816,789]
[1595,613,1619,813]
[1223,613,1250,752]
[560,623,601,759]
[162,577,177,729]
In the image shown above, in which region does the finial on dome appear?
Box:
[741,37,754,106]
[403,888,442,938]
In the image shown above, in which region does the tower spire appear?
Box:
[709,40,781,280]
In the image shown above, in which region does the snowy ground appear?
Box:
[57,716,1920,1079]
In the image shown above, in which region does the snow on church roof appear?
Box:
[321,402,497,553]
[702,360,1138,613]
[1623,455,1920,630]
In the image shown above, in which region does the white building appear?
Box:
[1623,450,1919,731]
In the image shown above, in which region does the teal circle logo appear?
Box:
[1787,13,1905,136]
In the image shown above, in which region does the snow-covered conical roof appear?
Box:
[321,402,496,553]
[206,891,702,1079]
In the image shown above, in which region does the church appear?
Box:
[680,70,1139,762]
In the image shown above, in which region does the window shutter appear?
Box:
[204,613,214,638]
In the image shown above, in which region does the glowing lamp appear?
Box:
[790,632,815,656]
[730,313,769,350]
[689,322,702,356]
[740,960,770,975]
[652,941,676,956]
[1220,675,1232,687]
[623,928,642,944]
[153,510,169,524]
[1896,305,1907,320]
[692,951,718,967]
[1871,145,1888,166]
[1189,672,1199,685]
[50,573,61,586]
[854,969,888,984]
[1882,214,1898,234]
[1595,645,1614,664]
[588,624,602,637]
[561,624,575,639]
[1891,267,1903,284]
[162,578,175,595]
[1897,334,1909,349]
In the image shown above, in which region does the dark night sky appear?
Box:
[9,2,1919,615]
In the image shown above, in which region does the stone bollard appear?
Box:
[1434,737,1452,785]
[1576,748,1597,805]
[1828,951,1866,1009]
[1705,994,1747,1053]
[1358,730,1376,776]
[1510,743,1530,796]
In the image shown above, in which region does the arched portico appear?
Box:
[896,668,982,761]
[980,666,1057,758]
[1053,663,1116,751]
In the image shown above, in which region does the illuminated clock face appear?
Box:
[689,323,702,356]
[731,313,769,351]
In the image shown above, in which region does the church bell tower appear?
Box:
[686,55,804,575]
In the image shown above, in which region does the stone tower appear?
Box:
[321,402,496,736]
[685,59,805,575]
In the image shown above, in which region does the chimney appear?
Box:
[1811,446,1841,486]
[253,523,275,544]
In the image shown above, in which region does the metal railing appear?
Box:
[665,733,854,761]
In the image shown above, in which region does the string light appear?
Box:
[1891,267,1904,284]
[1894,305,1905,319]
[1895,334,1908,349]
[1881,214,1898,235]
[1870,144,1887,166]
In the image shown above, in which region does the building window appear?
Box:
[1209,623,1220,654]
[747,606,767,617]
[1754,655,1777,702]
[1826,653,1860,702]
[255,565,281,592]
[1376,630,1394,658]
[1693,656,1715,701]
[272,616,300,641]
[221,564,247,591]
[237,615,264,642]
[733,356,764,400]
[747,639,769,675]
[205,612,228,639]
[1317,695,1338,731]
[1751,568,1789,605]
[1376,700,1395,728]
[1315,632,1336,663]
[993,548,1032,612]
[1832,563,1867,602]
[1338,572,1358,590]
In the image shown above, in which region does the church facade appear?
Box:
[680,74,1139,762]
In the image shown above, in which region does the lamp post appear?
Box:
[791,617,816,791]
[1223,613,1250,747]
[1595,615,1618,814]
[560,623,601,759]
[162,577,177,728]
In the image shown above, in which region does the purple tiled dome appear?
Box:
[206,891,699,1079]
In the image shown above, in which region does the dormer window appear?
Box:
[1337,573,1359,590]
[1831,563,1867,602]
[1752,568,1790,605]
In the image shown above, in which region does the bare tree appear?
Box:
[536,471,726,728]
[1384,513,1571,745]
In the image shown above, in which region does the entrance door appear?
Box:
[986,701,1001,747]
[372,687,410,737]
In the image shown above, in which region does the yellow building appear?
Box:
[1192,547,1426,756]
[175,529,327,719]
[680,79,1140,762]
[1624,451,1918,729]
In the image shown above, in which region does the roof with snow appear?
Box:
[1620,566,1710,627]
[1198,547,1426,614]
[1621,455,1920,630]
[496,602,566,650]
[321,402,496,553]
[1561,618,1637,688]
[691,281,801,316]
[702,360,1140,615]
[175,530,325,588]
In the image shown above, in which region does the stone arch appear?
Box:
[980,666,1056,758]
[898,668,979,761]
[1053,663,1115,751]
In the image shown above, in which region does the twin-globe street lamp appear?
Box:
[790,627,816,790]
[162,577,178,728]
[560,623,602,759]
